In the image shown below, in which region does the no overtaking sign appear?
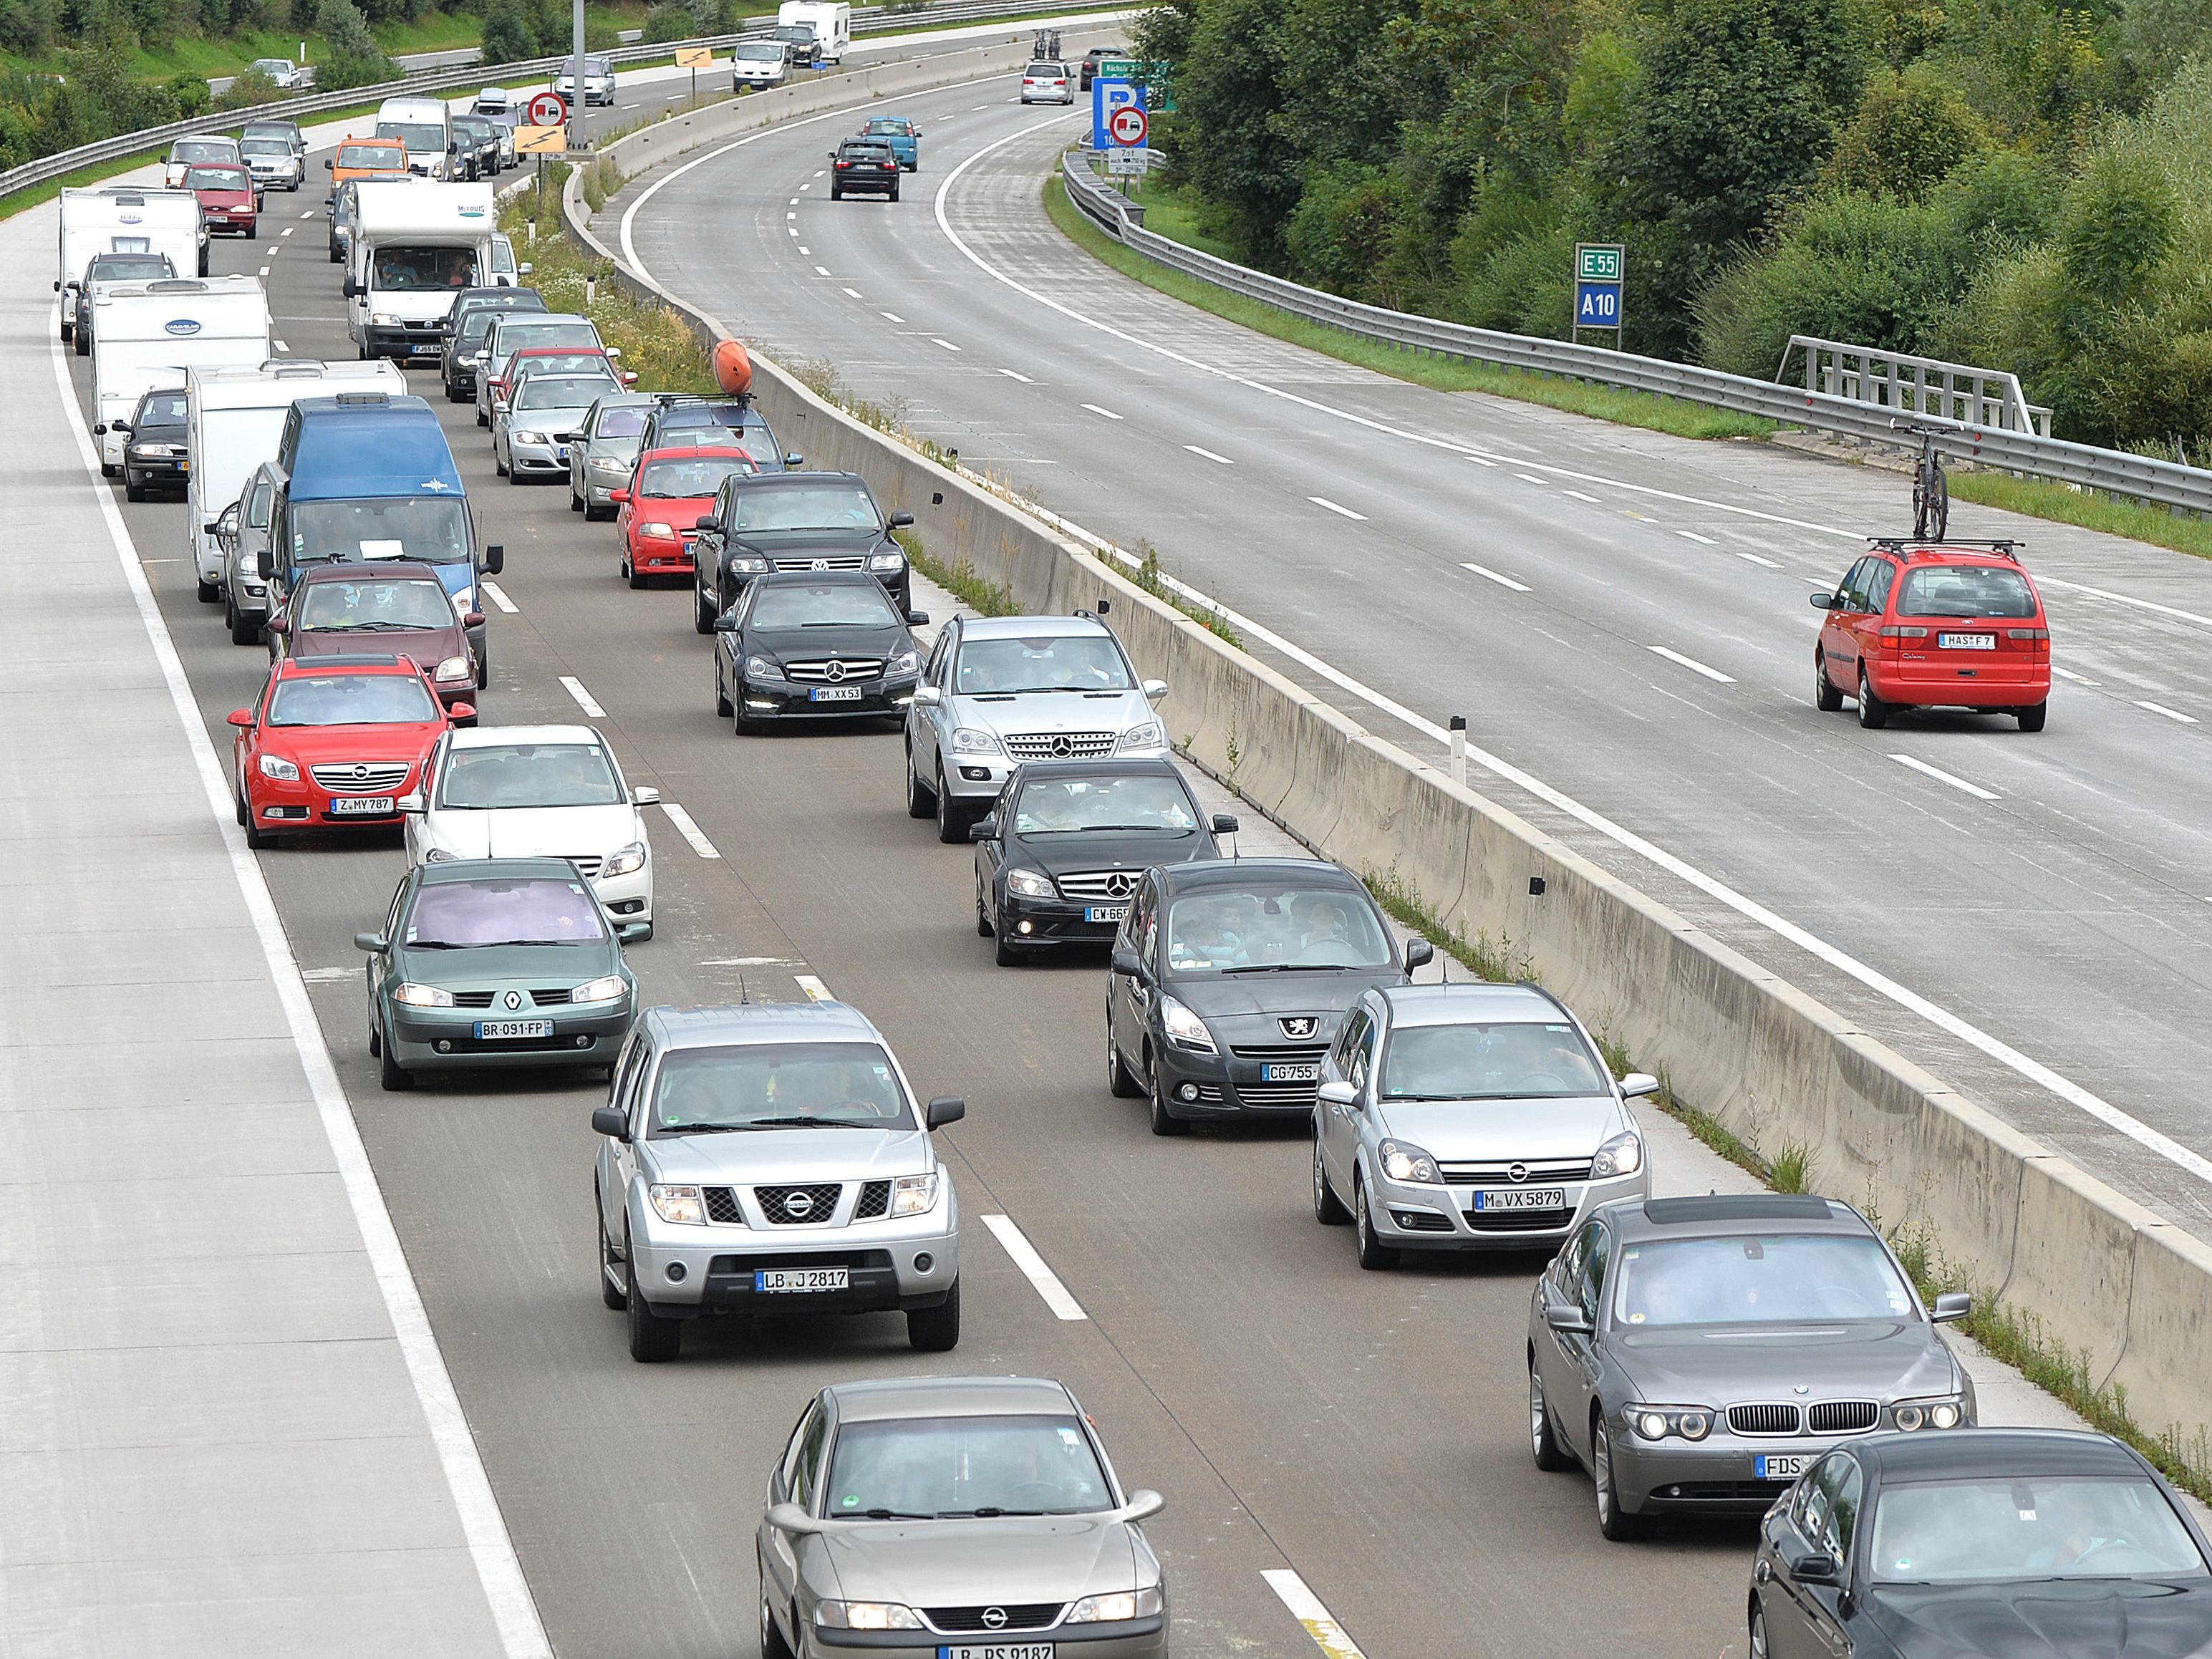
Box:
[1109,104,1148,147]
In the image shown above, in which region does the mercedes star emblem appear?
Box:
[1049,735,1074,758]
[503,990,522,1011]
[981,1609,1008,1631]
[784,1191,813,1218]
[824,660,846,682]
[1104,872,1135,898]
[1507,1162,1529,1184]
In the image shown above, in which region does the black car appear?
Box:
[638,393,794,471]
[691,470,914,632]
[450,113,502,180]
[712,570,927,734]
[70,250,175,354]
[119,385,190,502]
[829,138,900,201]
[1106,859,1429,1135]
[1752,1428,2212,1659]
[442,287,548,401]
[1078,45,1127,91]
[972,759,1236,965]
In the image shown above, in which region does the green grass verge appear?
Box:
[0,142,168,221]
[895,528,1018,616]
[1042,170,1778,445]
[1948,468,2212,563]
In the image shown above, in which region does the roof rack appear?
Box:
[332,392,392,406]
[1867,536,2022,564]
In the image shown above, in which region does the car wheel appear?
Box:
[906,1278,960,1352]
[74,328,90,356]
[906,741,935,818]
[2017,701,2048,732]
[1354,1176,1398,1269]
[694,583,715,635]
[585,500,612,523]
[1749,1601,1771,1659]
[569,485,583,513]
[1593,1413,1655,1540]
[829,186,842,200]
[1146,1048,1187,1137]
[475,649,489,690]
[475,406,488,428]
[238,780,270,850]
[124,473,145,503]
[228,601,261,647]
[889,186,900,203]
[377,1018,414,1092]
[1530,1358,1573,1470]
[1106,1007,1143,1098]
[994,926,1025,967]
[494,443,508,478]
[977,883,993,938]
[627,558,647,591]
[1813,652,1843,712]
[444,377,465,402]
[715,662,733,717]
[934,765,967,844]
[597,1194,627,1310]
[1312,1133,1349,1224]
[196,576,220,603]
[1855,665,1891,730]
[367,1020,380,1057]
[623,1234,682,1362]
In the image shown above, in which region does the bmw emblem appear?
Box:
[1507,1162,1529,1184]
[1793,1384,1810,1396]
[825,660,846,682]
[981,1609,1008,1631]
[503,990,523,1011]
[785,1191,813,1219]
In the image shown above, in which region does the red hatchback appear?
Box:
[1812,540,2051,731]
[612,445,758,587]
[228,654,469,848]
[186,162,259,237]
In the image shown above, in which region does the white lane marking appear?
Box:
[933,337,962,352]
[1467,455,1497,467]
[1648,645,1736,683]
[2053,665,2098,685]
[787,211,796,218]
[1563,488,1600,503]
[299,210,314,219]
[815,265,831,276]
[980,1214,1087,1320]
[1080,402,1120,418]
[1262,1569,1367,1659]
[272,338,290,352]
[882,311,906,323]
[265,245,279,255]
[972,103,989,110]
[259,265,270,276]
[788,195,799,204]
[48,314,554,1659]
[1891,754,1999,801]
[2041,576,2212,634]
[657,802,722,858]
[842,286,862,298]
[1185,445,1233,465]
[1308,496,1366,521]
[813,168,825,177]
[2136,700,2200,724]
[788,227,798,236]
[1736,550,1782,569]
[480,580,518,614]
[1459,561,1530,593]
[558,674,606,717]
[998,367,1034,382]
[798,246,810,255]
[1676,529,1718,545]
[279,227,294,237]
[794,973,834,1001]
[1515,473,1547,486]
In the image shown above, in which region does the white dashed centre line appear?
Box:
[1736,550,1782,569]
[1891,754,1999,801]
[1648,645,1736,684]
[1563,488,1600,503]
[998,367,1034,382]
[788,227,798,236]
[932,337,962,352]
[1466,454,1498,467]
[557,675,605,717]
[657,802,722,858]
[1184,445,1233,465]
[299,210,314,219]
[979,1214,1087,1321]
[793,973,834,1002]
[1460,561,1530,593]
[2041,576,2212,634]
[2136,700,2200,724]
[881,311,905,323]
[280,227,294,236]
[1308,495,1366,521]
[788,195,799,204]
[1676,529,1719,545]
[1515,473,1547,486]
[1263,1569,1368,1659]
[815,265,831,276]
[798,246,810,255]
[2053,665,2099,685]
[265,245,278,255]
[841,286,862,298]
[480,581,518,614]
[813,169,825,177]
[272,338,290,352]
[787,211,796,218]
[1080,402,1120,419]
[258,266,270,276]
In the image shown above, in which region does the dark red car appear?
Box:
[186,162,259,237]
[612,445,759,587]
[266,561,482,715]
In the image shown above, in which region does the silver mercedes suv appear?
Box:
[904,611,1167,843]
[591,1001,965,1362]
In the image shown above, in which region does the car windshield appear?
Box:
[1379,1020,1611,1100]
[174,140,233,163]
[864,119,910,134]
[953,634,1131,694]
[251,60,291,74]
[135,392,188,425]
[1014,774,1195,834]
[299,577,455,632]
[824,1414,1112,1519]
[841,145,892,161]
[750,581,899,629]
[240,139,289,158]
[372,245,478,291]
[516,375,609,411]
[1869,1476,2207,1585]
[735,42,784,59]
[266,672,438,727]
[187,166,250,190]
[1896,566,2038,619]
[594,407,648,438]
[379,122,445,153]
[647,1040,912,1134]
[728,483,880,533]
[88,256,173,281]
[406,876,607,946]
[655,402,772,442]
[439,743,622,808]
[497,321,599,357]
[291,498,471,566]
[337,142,401,168]
[1164,885,1394,972]
[640,455,754,497]
[1613,1234,1916,1327]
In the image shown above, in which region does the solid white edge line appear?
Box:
[480,579,518,614]
[1890,753,2000,801]
[2135,699,2200,724]
[1308,495,1366,521]
[1459,561,1530,594]
[794,973,834,1001]
[48,316,552,1658]
[978,1214,1087,1320]
[657,801,722,858]
[1647,644,1737,684]
[1261,1569,1367,1659]
[557,674,606,717]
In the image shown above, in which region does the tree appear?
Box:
[1827,63,1989,198]
[1163,0,1302,264]
[480,0,536,62]
[311,0,397,88]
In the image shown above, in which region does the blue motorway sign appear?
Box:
[1575,279,1623,329]
[1092,78,1145,151]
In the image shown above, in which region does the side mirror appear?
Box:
[609,488,630,504]
[1116,1489,1165,1523]
[692,513,718,531]
[1211,813,1239,835]
[632,785,660,806]
[484,544,504,574]
[1931,1290,1973,1324]
[226,707,255,727]
[463,611,485,629]
[448,701,476,722]
[324,158,333,169]
[396,791,425,813]
[342,278,360,297]
[913,685,942,707]
[968,816,998,841]
[1544,1300,1593,1334]
[1317,1080,1357,1108]
[110,420,132,435]
[1141,678,1167,701]
[1810,592,1836,610]
[1111,947,1142,977]
[713,615,740,632]
[517,262,533,276]
[92,424,107,436]
[352,930,386,952]
[256,549,274,581]
[784,452,803,468]
[1620,1072,1661,1099]
[1786,1549,1840,1585]
[621,372,638,386]
[765,1502,820,1536]
[264,615,288,634]
[1404,937,1434,974]
[925,1095,965,1129]
[603,347,622,359]
[618,922,652,943]
[887,510,914,528]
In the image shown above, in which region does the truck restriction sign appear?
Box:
[527,90,567,126]
[1109,105,1148,147]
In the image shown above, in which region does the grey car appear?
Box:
[591,1000,965,1363]
[495,373,617,482]
[221,465,281,645]
[1527,1192,1976,1540]
[1315,982,1655,1267]
[568,391,655,518]
[758,1376,1168,1659]
[475,311,603,427]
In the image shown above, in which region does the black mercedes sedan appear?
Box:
[970,757,1237,965]
[1106,858,1431,1136]
[692,470,915,627]
[712,569,925,733]
[1751,1428,2212,1658]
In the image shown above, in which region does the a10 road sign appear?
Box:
[1573,243,1626,334]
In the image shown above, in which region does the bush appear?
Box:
[0,0,57,53]
[1827,63,1989,198]
[312,0,399,86]
[480,0,535,61]
[640,1,690,42]
[212,68,284,110]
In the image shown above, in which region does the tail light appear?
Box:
[1878,626,1927,650]
[2007,627,2050,645]
[836,160,851,168]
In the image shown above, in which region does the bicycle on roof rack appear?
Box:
[1892,419,1948,541]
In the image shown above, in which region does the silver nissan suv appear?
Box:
[904,611,1167,843]
[592,1000,965,1362]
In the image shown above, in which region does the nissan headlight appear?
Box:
[1593,1129,1643,1179]
[866,551,905,572]
[1159,995,1216,1055]
[1005,868,1056,899]
[433,654,472,682]
[1378,1139,1441,1184]
[1067,1587,1162,1622]
[257,753,299,781]
[392,982,453,1007]
[952,727,1002,755]
[1628,1405,1714,1442]
[649,1184,705,1224]
[743,656,778,680]
[1893,1396,1966,1431]
[1117,721,1166,754]
[889,648,920,673]
[602,842,647,879]
[570,974,627,1004]
[816,1603,923,1631]
[889,1171,939,1217]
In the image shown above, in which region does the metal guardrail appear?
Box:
[0,0,1118,202]
[1781,335,2052,438]
[1061,157,2212,518]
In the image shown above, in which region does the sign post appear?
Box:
[676,44,711,106]
[1091,76,1145,152]
[1106,100,1147,198]
[1573,243,1625,344]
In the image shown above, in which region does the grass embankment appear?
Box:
[1946,470,2212,564]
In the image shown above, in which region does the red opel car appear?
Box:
[1812,540,2051,731]
[186,162,260,237]
[228,654,469,848]
[612,445,758,587]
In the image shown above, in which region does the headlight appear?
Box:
[589,454,627,473]
[392,982,453,1007]
[1593,1129,1643,1179]
[952,727,1002,755]
[729,554,770,574]
[433,654,472,682]
[1005,868,1056,899]
[866,551,905,571]
[257,753,299,781]
[889,1171,939,1216]
[649,1184,705,1224]
[513,429,547,445]
[1067,1587,1163,1622]
[639,521,677,539]
[131,443,175,458]
[889,648,920,673]
[1893,1396,1967,1431]
[370,310,400,324]
[1378,1139,1440,1184]
[1117,721,1166,753]
[1628,1405,1713,1441]
[454,352,478,367]
[815,1602,923,1631]
[1159,995,1216,1055]
[601,842,647,879]
[743,655,778,680]
[570,974,627,1004]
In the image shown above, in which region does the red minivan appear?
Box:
[1812,541,2052,731]
[187,162,260,237]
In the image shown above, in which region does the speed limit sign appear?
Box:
[1108,104,1148,147]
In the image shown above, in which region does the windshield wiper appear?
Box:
[855,1509,935,1520]
[321,620,420,631]
[935,1508,1050,1519]
[655,1122,756,1136]
[744,1114,874,1129]
[1218,962,1339,974]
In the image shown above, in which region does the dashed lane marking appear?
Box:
[480,581,518,614]
[1648,645,1736,684]
[2136,700,2199,724]
[657,802,721,858]
[1080,402,1119,418]
[998,367,1034,382]
[933,337,962,352]
[1676,529,1718,545]
[557,674,604,717]
[1308,495,1366,521]
[794,973,834,1001]
[1184,445,1232,465]
[1891,754,1999,801]
[980,1214,1087,1320]
[1459,561,1530,594]
[1262,1569,1367,1659]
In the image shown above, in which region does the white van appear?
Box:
[57,188,207,339]
[376,95,458,180]
[778,0,850,62]
[344,180,498,360]
[185,359,405,616]
[90,276,271,475]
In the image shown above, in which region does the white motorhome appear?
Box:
[185,359,405,611]
[90,276,271,475]
[344,180,497,361]
[57,188,207,339]
[376,95,458,179]
[778,0,849,62]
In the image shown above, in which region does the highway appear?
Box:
[617,92,2212,1242]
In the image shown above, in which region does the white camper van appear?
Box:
[90,276,271,475]
[778,0,850,62]
[375,95,459,179]
[57,188,208,339]
[185,359,405,624]
[344,180,497,360]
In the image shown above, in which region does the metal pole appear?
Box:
[571,0,588,153]
[1448,715,1467,787]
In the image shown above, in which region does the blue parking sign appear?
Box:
[1093,78,1144,150]
[1575,279,1623,329]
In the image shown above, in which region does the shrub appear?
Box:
[480,0,535,61]
[212,68,284,110]
[312,0,399,87]
[1827,63,1990,199]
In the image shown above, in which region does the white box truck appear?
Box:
[375,95,459,180]
[185,359,405,612]
[344,180,498,361]
[778,0,849,63]
[57,188,208,340]
[90,275,271,476]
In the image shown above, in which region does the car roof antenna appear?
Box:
[738,974,750,1005]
